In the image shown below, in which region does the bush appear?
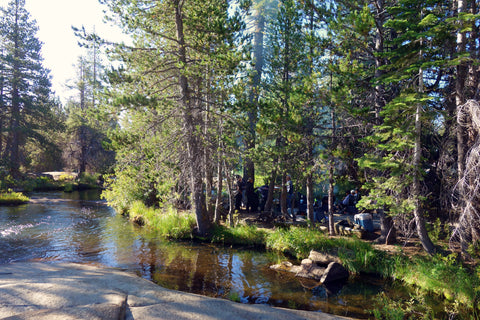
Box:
[101,173,150,213]
[78,173,99,186]
[64,183,74,192]
[58,173,76,182]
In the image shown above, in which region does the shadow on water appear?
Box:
[0,190,441,319]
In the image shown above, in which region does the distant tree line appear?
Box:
[0,0,114,180]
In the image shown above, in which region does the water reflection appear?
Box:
[0,190,390,318]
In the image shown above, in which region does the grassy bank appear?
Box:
[0,190,29,205]
[120,203,479,318]
[128,201,197,239]
[1,172,102,193]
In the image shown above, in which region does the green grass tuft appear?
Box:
[0,190,29,205]
[129,201,196,239]
[211,224,267,247]
[393,253,480,307]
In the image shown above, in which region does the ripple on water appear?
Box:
[0,223,35,237]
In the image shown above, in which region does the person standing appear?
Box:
[245,177,258,213]
[234,176,244,211]
[286,175,295,220]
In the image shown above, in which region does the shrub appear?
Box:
[58,173,76,182]
[64,183,74,193]
[78,173,99,186]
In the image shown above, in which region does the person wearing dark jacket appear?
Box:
[342,190,358,214]
[245,178,259,213]
[235,176,244,211]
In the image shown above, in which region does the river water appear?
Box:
[0,190,397,318]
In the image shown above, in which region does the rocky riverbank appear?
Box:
[0,262,352,320]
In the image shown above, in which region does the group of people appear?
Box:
[234,174,360,219]
[234,175,294,215]
[235,176,259,213]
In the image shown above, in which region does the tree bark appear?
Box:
[328,71,336,236]
[457,0,467,179]
[328,160,335,236]
[306,172,315,224]
[413,46,435,254]
[9,2,21,178]
[244,2,265,184]
[413,98,434,254]
[213,141,224,224]
[375,212,396,245]
[174,0,210,236]
[264,169,277,216]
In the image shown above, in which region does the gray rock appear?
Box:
[271,259,326,281]
[320,262,349,284]
[308,250,342,265]
[295,265,326,281]
[0,262,349,320]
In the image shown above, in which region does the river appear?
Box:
[0,190,401,319]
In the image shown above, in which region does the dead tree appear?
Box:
[452,99,480,254]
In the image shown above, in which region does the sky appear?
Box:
[0,0,127,103]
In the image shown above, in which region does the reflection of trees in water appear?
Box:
[70,207,103,260]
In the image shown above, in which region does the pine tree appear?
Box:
[356,0,455,253]
[261,0,307,219]
[0,0,58,176]
[62,50,113,176]
[100,0,248,235]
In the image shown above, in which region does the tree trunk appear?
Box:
[413,99,434,253]
[0,52,4,158]
[328,161,335,236]
[328,74,336,235]
[457,0,467,179]
[280,172,288,218]
[9,3,21,178]
[413,54,435,254]
[224,159,235,227]
[174,0,210,236]
[244,3,265,184]
[306,172,315,225]
[204,91,213,218]
[264,169,277,216]
[375,211,396,245]
[213,145,223,224]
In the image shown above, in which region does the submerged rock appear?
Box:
[270,252,348,283]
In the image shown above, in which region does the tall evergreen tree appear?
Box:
[261,0,306,218]
[100,0,248,235]
[0,0,58,176]
[63,50,113,176]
